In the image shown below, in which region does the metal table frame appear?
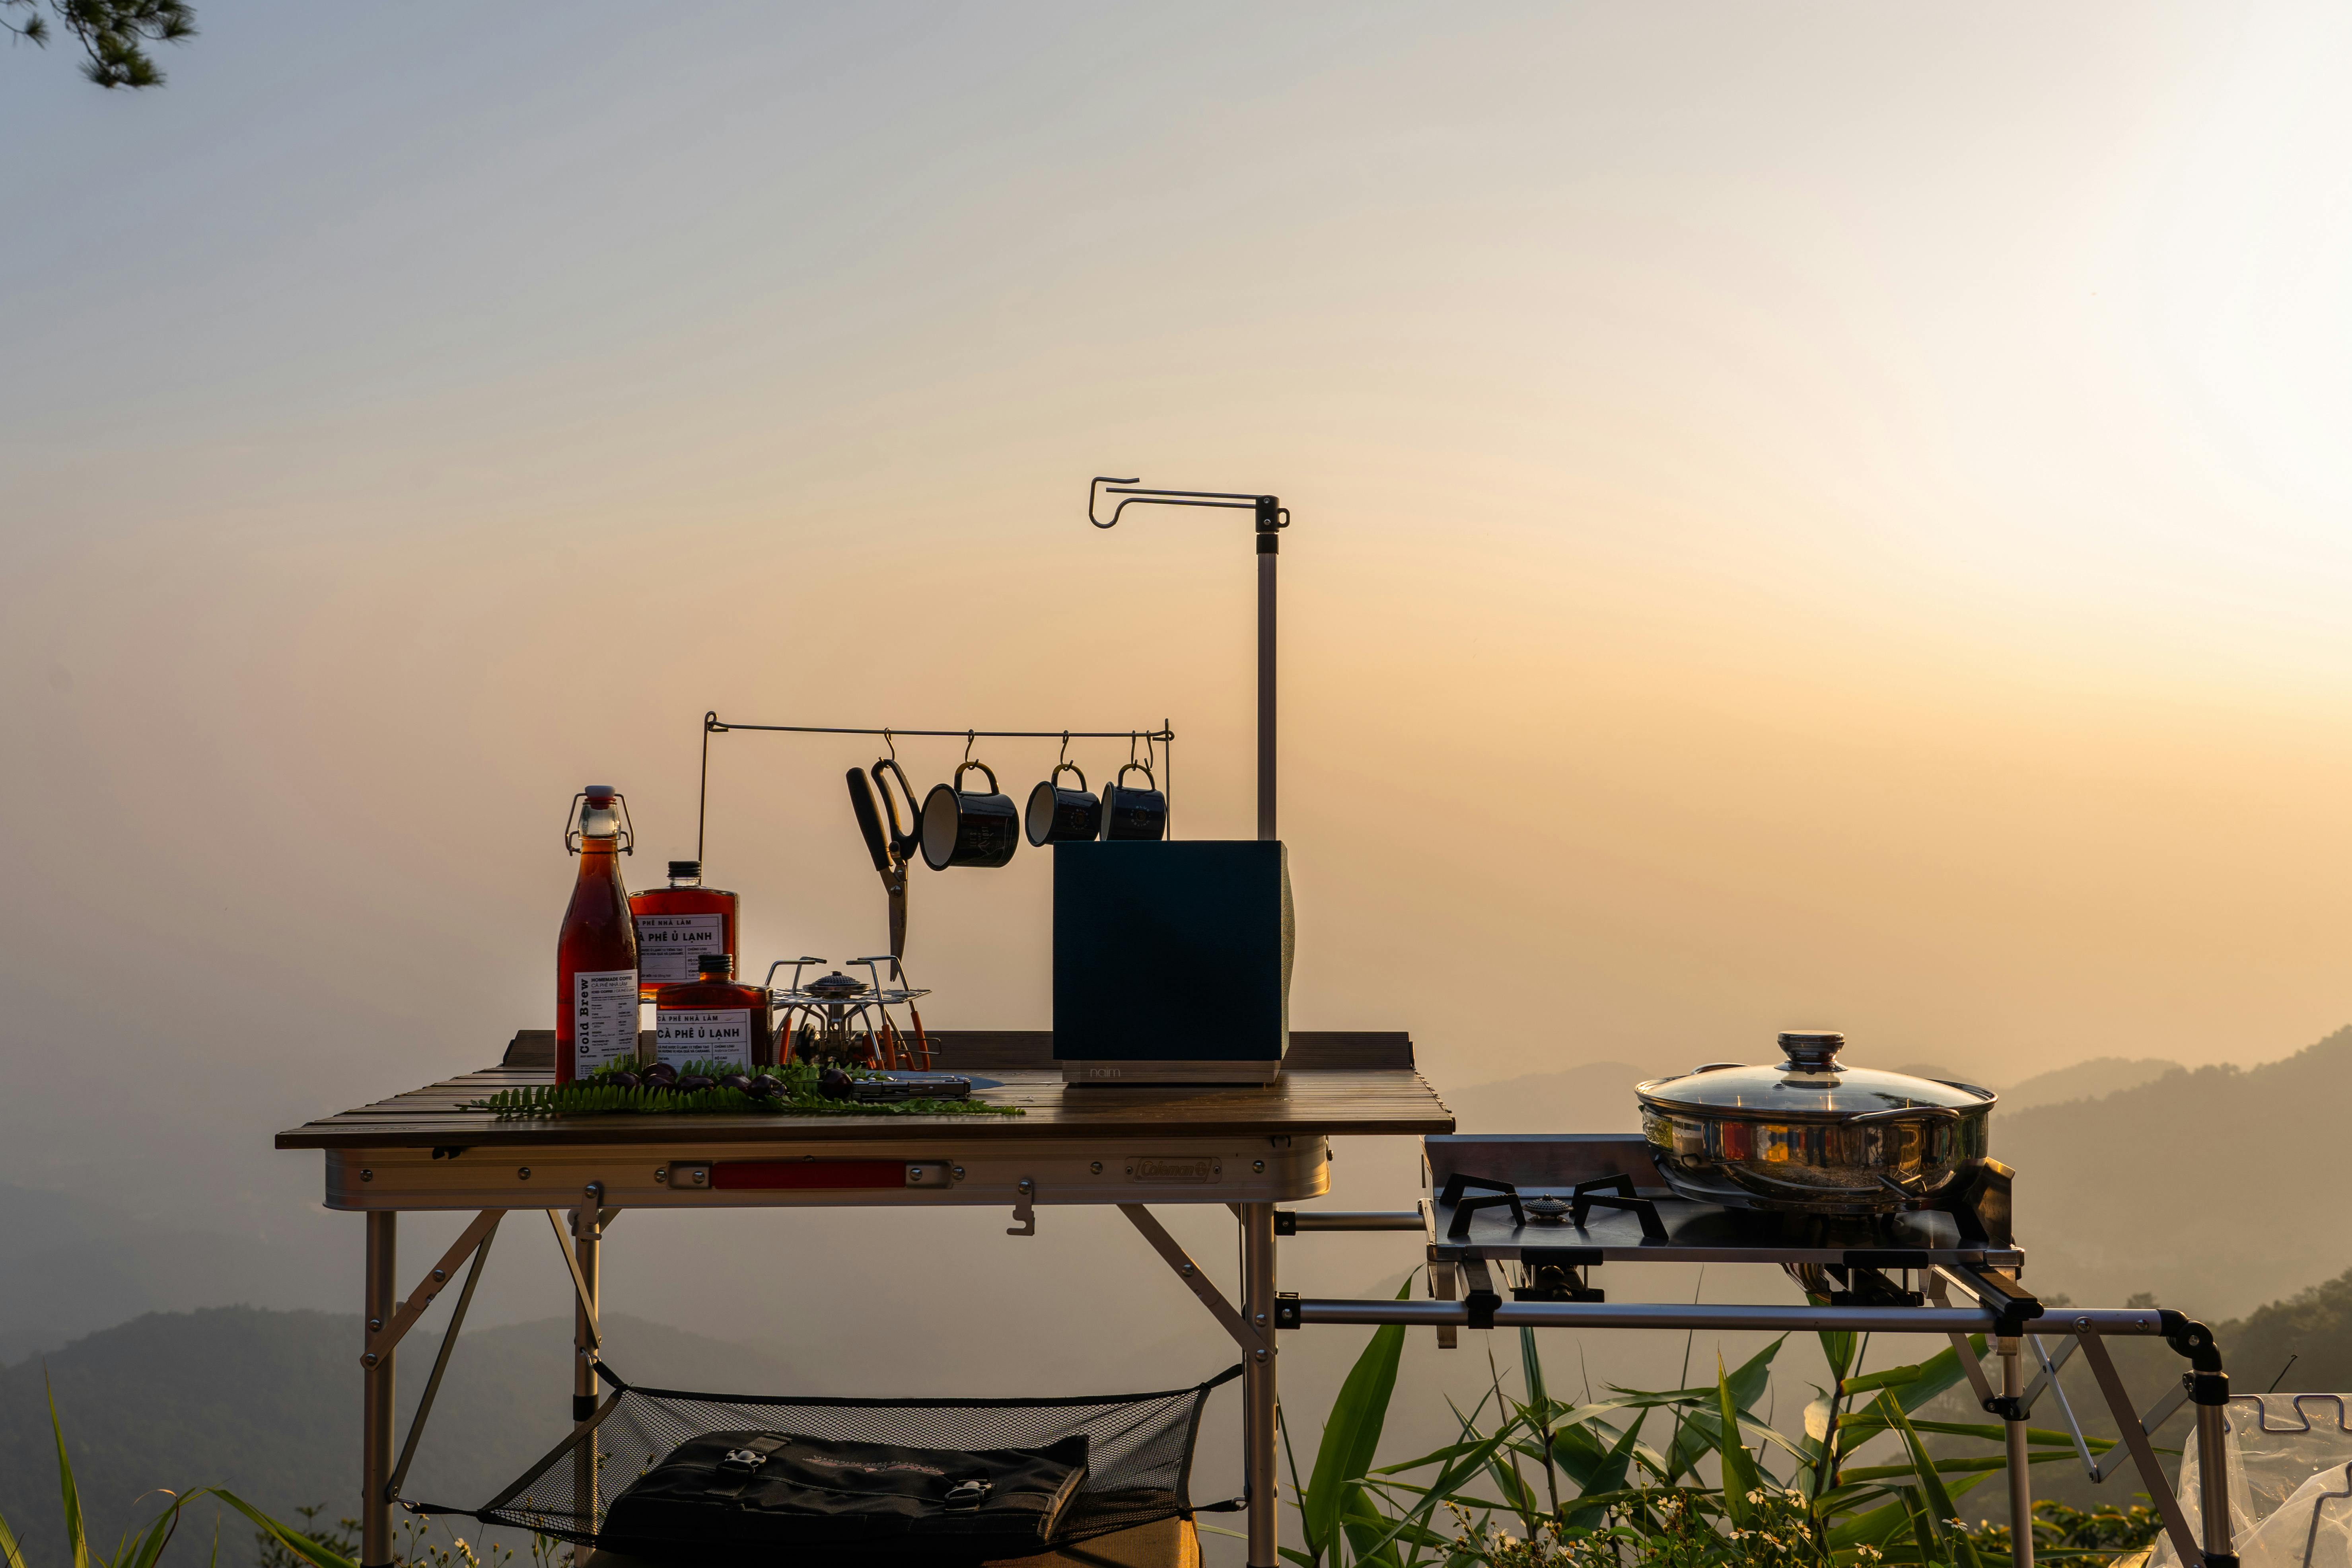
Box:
[284,1031,1449,1568]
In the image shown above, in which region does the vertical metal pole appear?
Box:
[2197,1400,2234,1562]
[360,1212,397,1568]
[2002,1336,2034,1568]
[1256,524,1276,842]
[1242,1200,1278,1567]
[572,1200,602,1523]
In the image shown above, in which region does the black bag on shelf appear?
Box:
[417,1361,1241,1562]
[597,1428,1088,1564]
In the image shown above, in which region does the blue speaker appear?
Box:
[1052,840,1294,1085]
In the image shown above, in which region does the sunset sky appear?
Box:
[7,0,2352,1226]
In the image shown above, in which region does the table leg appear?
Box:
[1241,1201,1278,1568]
[2001,1336,2033,1568]
[573,1203,601,1524]
[361,1212,397,1568]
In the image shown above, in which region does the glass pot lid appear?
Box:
[1636,1031,1994,1117]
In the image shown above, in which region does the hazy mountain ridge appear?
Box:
[0,1307,809,1568]
[2003,1023,2352,1317]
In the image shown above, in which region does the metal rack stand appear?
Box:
[693,714,1177,864]
[1272,1133,2240,1568]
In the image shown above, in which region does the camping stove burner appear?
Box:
[1523,1196,1572,1223]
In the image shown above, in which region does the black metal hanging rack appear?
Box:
[694,711,1175,863]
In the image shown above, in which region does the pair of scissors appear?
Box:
[845,758,920,965]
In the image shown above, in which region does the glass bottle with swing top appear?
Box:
[556,786,639,1083]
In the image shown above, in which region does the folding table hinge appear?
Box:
[1274,1292,1301,1330]
[1274,1211,1298,1236]
[1982,1395,2026,1421]
[1466,1290,1501,1331]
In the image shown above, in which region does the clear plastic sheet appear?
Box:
[2151,1397,2352,1568]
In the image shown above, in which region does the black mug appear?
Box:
[1025,762,1102,846]
[1100,762,1167,841]
[921,761,1021,869]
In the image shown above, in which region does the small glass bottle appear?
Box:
[557,786,639,1084]
[629,859,740,1002]
[653,953,774,1072]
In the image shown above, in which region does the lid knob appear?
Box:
[1777,1031,1844,1071]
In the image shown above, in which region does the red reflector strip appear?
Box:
[712,1161,907,1191]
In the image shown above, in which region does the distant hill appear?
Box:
[1442,1029,2345,1321]
[0,1308,805,1568]
[2002,1024,2352,1318]
[0,1182,345,1345]
[1997,1056,2181,1114]
[1439,1060,1663,1133]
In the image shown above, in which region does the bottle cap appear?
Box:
[697,952,734,977]
[668,859,702,879]
[584,784,617,801]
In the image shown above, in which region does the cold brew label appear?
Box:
[571,968,638,1073]
[636,913,727,984]
[656,1008,753,1070]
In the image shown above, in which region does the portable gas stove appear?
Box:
[1419,1133,2027,1338]
[763,955,935,1068]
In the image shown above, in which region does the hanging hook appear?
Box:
[883,728,897,763]
[1057,730,1071,768]
[964,730,976,766]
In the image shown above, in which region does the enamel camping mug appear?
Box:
[1099,763,1167,841]
[921,761,1021,869]
[1025,762,1102,846]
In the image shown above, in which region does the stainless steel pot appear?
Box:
[1635,1031,1995,1214]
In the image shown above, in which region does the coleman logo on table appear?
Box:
[1129,1156,1222,1183]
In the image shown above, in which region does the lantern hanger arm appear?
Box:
[1088,475,1289,530]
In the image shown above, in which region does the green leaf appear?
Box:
[48,1375,91,1568]
[0,1497,27,1568]
[123,1488,207,1568]
[1818,1329,1859,1385]
[1716,1358,1764,1530]
[1518,1326,1548,1410]
[1873,1391,1984,1568]
[1897,1336,1989,1415]
[1301,1279,1410,1561]
[208,1492,358,1568]
[1842,1362,1929,1397]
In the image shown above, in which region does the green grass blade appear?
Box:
[1874,1392,1984,1568]
[0,1498,28,1568]
[1518,1325,1548,1411]
[1717,1358,1763,1530]
[208,1492,358,1568]
[47,1375,93,1568]
[1896,1336,1989,1415]
[124,1488,207,1568]
[1301,1278,1411,1560]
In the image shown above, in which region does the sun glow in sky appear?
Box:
[6,2,2352,1217]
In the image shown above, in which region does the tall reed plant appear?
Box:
[1279,1300,2150,1568]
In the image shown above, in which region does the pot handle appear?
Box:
[1846,1105,1961,1127]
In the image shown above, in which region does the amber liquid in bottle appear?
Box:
[653,953,774,1070]
[557,788,640,1084]
[629,859,740,1002]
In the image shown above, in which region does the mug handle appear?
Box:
[1116,761,1156,791]
[1052,761,1088,792]
[955,760,1000,795]
[872,758,921,858]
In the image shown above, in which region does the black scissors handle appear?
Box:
[846,768,891,873]
[872,758,922,862]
